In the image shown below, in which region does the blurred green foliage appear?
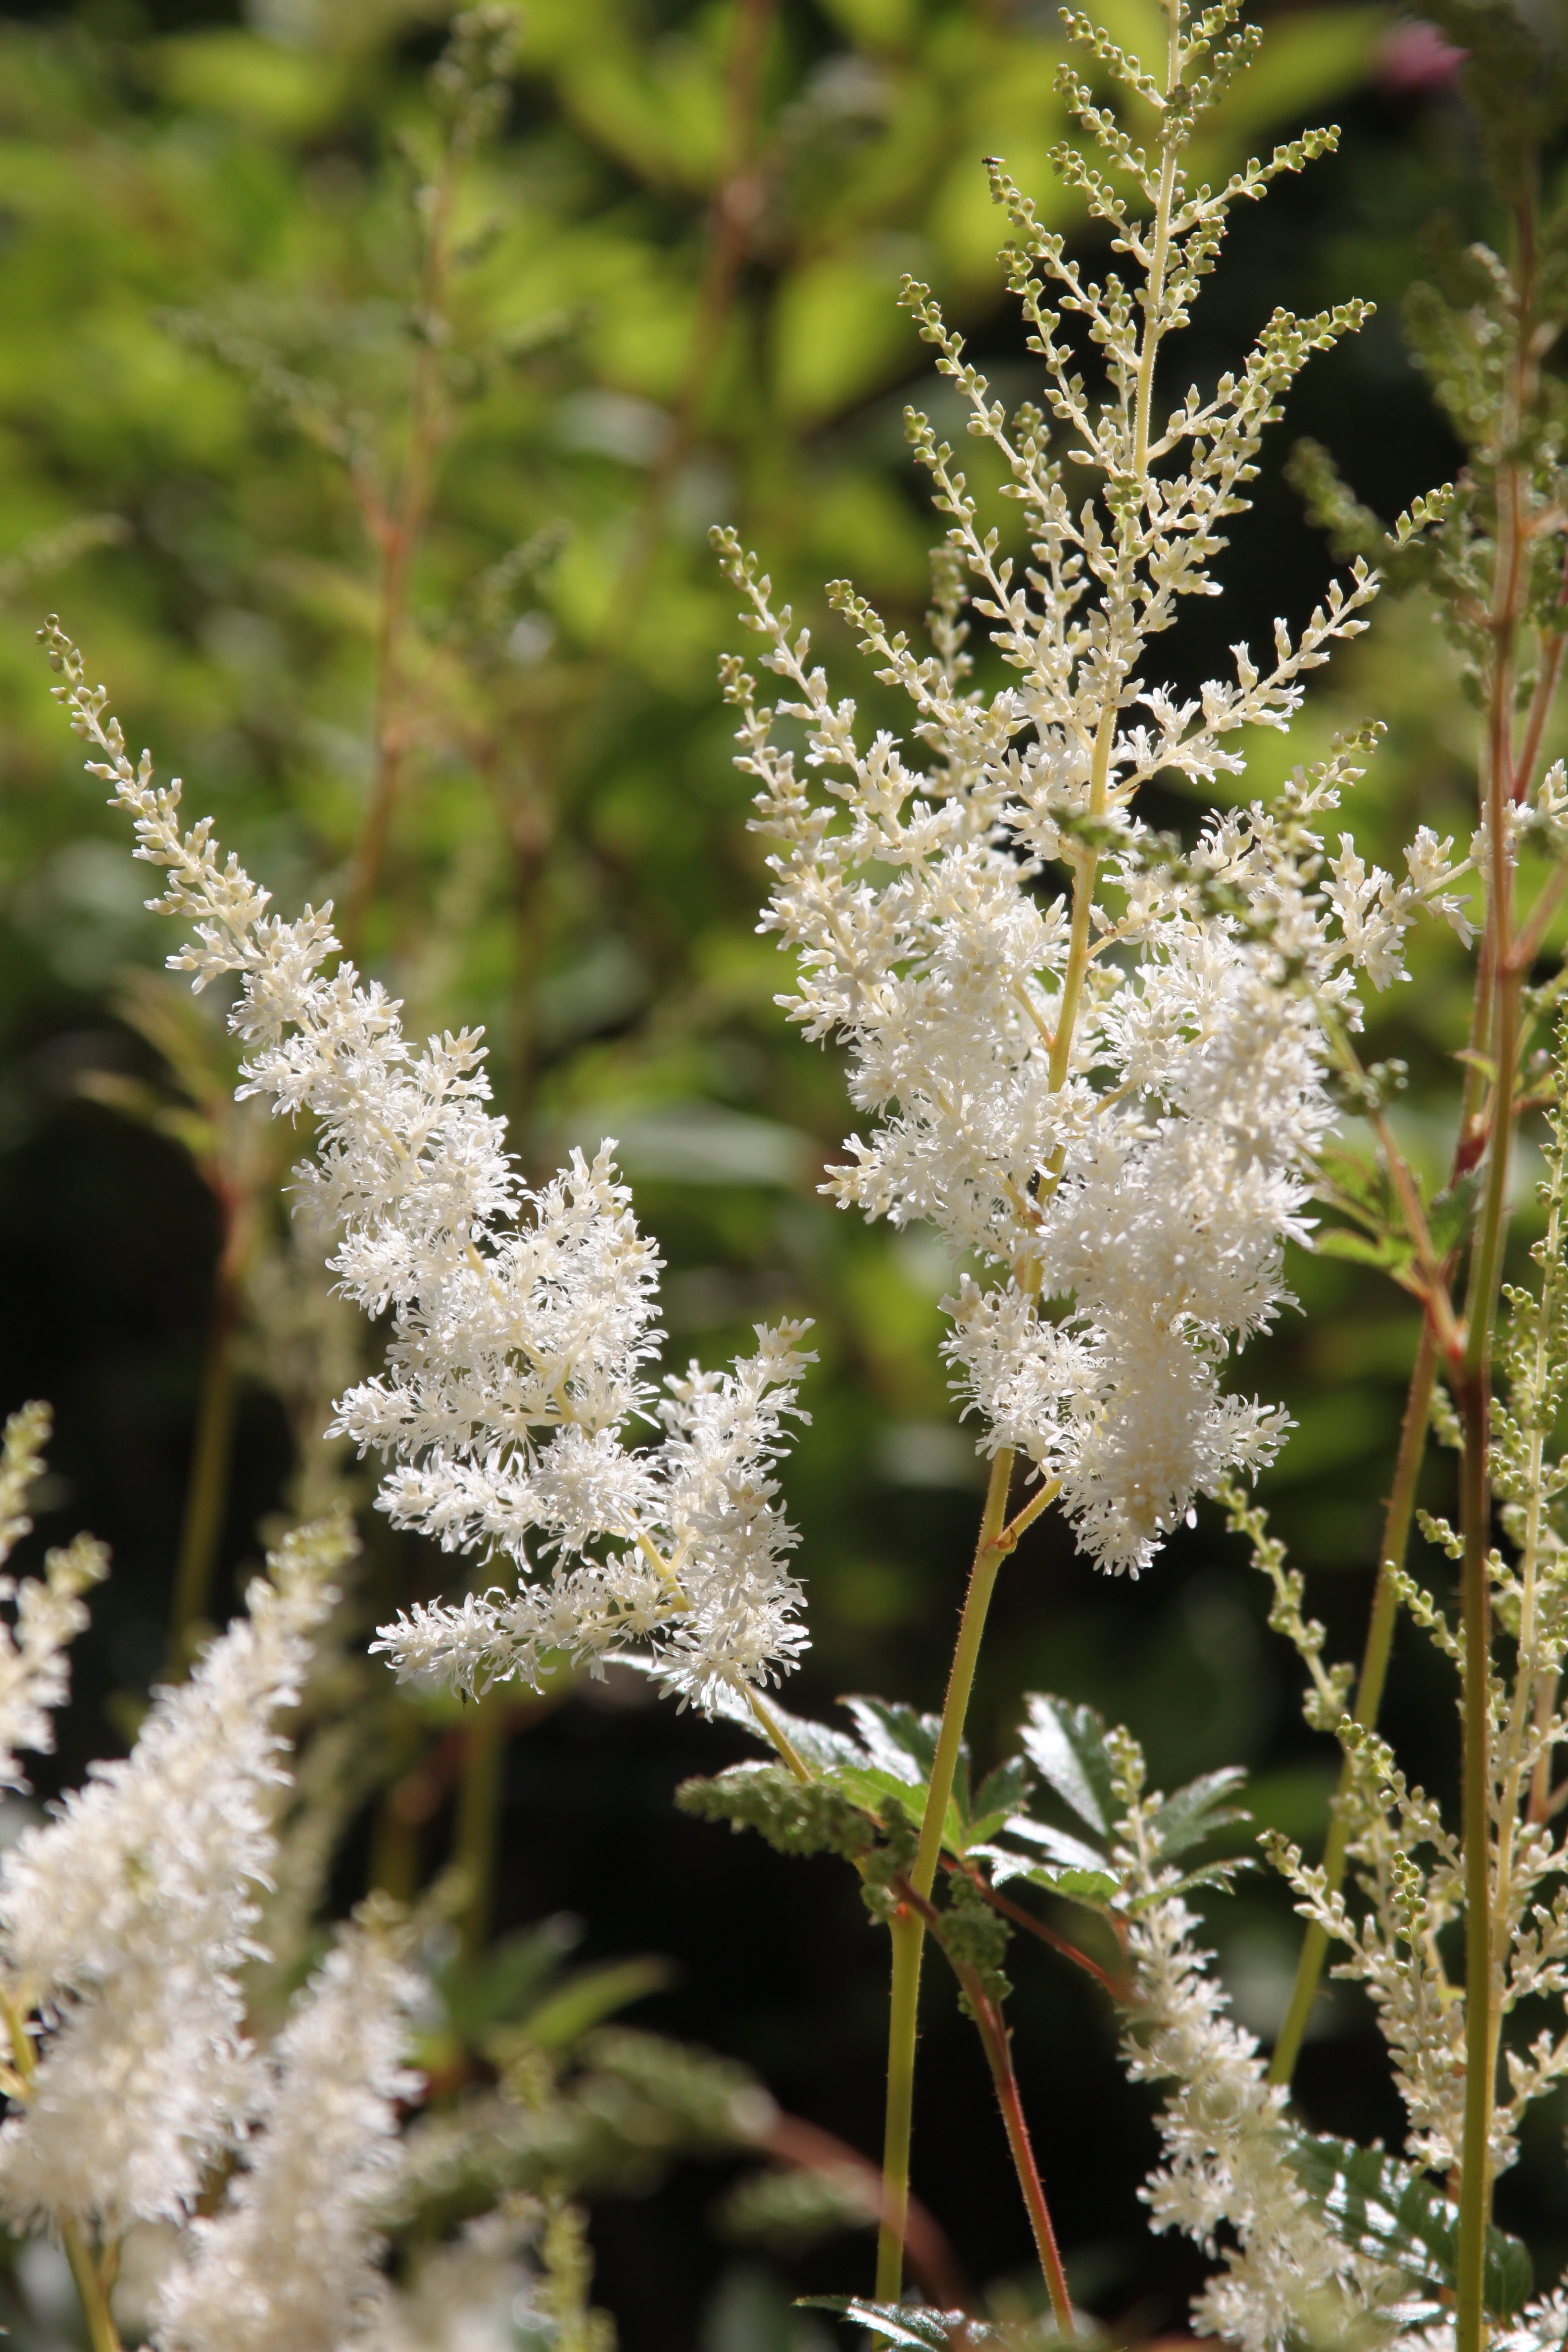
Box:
[3,0,1556,2343]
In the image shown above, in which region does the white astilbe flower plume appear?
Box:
[713,8,1472,1576]
[42,621,813,1715]
[0,1402,107,1791]
[0,1513,352,2235]
[151,1906,423,2352]
[1112,1735,1402,2352]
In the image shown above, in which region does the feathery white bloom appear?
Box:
[0,1403,106,1791]
[151,1909,422,2352]
[0,1514,350,2234]
[44,623,813,1713]
[377,2207,542,2352]
[710,47,1454,1575]
[1114,1752,1400,2352]
[718,561,1382,1573]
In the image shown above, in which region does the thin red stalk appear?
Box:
[1454,183,1537,2352]
[961,1869,1129,2001]
[761,2113,971,2311]
[896,1875,1075,2336]
[343,149,460,954]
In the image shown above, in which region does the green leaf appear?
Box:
[1314,1140,1396,1227]
[711,1682,867,1773]
[1314,1226,1415,1272]
[1286,2134,1532,2320]
[516,1956,674,2052]
[972,1847,1119,1906]
[676,1764,879,1863]
[441,1915,581,2036]
[841,1696,942,1787]
[1000,1815,1110,1876]
[1427,1171,1481,1258]
[797,2298,995,2346]
[1123,1859,1247,1912]
[967,1756,1034,1846]
[1017,1695,1117,1837]
[1148,1767,1250,1862]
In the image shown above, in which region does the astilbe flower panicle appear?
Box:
[1111,1727,1400,2352]
[150,1905,423,2352]
[0,1402,106,1791]
[711,0,1469,1579]
[0,1513,353,2238]
[39,618,813,1718]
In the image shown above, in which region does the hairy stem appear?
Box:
[1456,1353,1498,2352]
[1268,1317,1438,2084]
[969,1984,1075,2337]
[875,1907,927,2302]
[875,18,1185,2280]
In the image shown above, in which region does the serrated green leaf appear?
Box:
[1017,1694,1117,1837]
[841,1696,943,1787]
[797,2297,992,2346]
[971,1755,1033,1841]
[1001,1814,1109,1875]
[708,1678,868,1773]
[1286,2134,1531,2319]
[1427,1171,1481,1258]
[1124,1859,1247,1912]
[1148,1767,1250,1861]
[973,1846,1119,1905]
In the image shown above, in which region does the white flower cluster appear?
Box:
[152,1911,422,2352]
[0,1402,106,1791]
[43,621,813,1715]
[0,1496,443,2351]
[1324,826,1475,993]
[1112,1740,1401,2352]
[712,0,1478,1577]
[0,1516,350,2236]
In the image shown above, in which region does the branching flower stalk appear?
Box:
[342,4,520,953]
[40,617,819,1721]
[713,0,1466,2297]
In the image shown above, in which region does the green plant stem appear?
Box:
[455,1695,508,1961]
[1268,1316,1438,2085]
[875,1907,926,2302]
[62,2221,122,2352]
[875,1446,1014,2300]
[166,1267,239,1677]
[0,1995,122,2352]
[873,9,1187,2276]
